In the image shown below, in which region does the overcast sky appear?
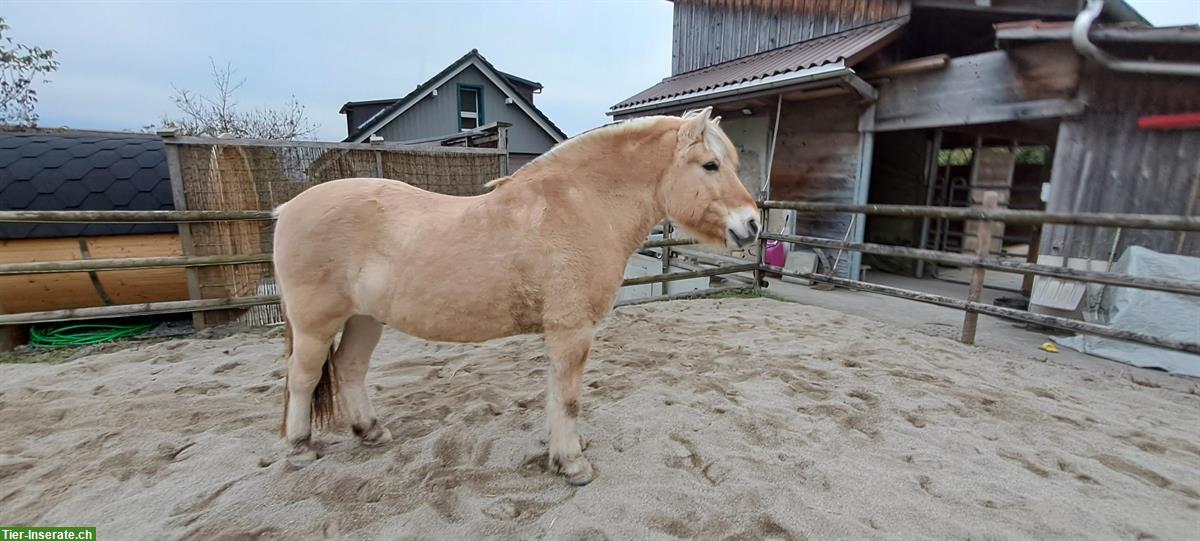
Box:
[3,0,1197,141]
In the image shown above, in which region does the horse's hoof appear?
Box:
[359,425,393,447]
[552,454,594,486]
[285,449,319,470]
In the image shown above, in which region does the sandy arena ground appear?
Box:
[1,298,1198,540]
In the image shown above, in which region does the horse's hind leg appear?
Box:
[284,329,336,468]
[545,326,595,486]
[335,315,391,446]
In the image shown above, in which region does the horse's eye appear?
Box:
[702,161,719,172]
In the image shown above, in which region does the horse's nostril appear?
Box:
[748,218,759,236]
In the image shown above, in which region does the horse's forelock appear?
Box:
[702,119,737,167]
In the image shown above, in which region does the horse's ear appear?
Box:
[679,109,710,143]
[682,106,713,120]
[710,115,722,127]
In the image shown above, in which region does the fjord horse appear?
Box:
[273,108,759,485]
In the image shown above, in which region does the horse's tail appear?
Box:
[279,301,339,436]
[310,343,338,429]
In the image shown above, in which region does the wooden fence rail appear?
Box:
[0,226,729,323]
[760,263,1200,355]
[621,264,758,287]
[761,194,1200,353]
[9,198,1194,353]
[614,286,744,307]
[761,201,1200,232]
[640,238,700,249]
[0,254,273,275]
[0,210,274,223]
[0,296,281,326]
[0,244,700,276]
[0,258,748,325]
[759,233,1200,296]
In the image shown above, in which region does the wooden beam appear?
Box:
[875,98,1084,132]
[943,121,1059,145]
[862,54,951,79]
[875,47,1082,132]
[841,74,878,102]
[781,86,849,102]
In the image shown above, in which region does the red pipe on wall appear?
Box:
[1138,113,1200,131]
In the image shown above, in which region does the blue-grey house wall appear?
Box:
[374,65,558,155]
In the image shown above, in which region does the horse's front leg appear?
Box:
[544,326,595,486]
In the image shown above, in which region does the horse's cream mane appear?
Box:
[485,112,733,190]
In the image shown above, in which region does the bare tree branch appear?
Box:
[152,59,318,140]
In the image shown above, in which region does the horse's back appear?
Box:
[274,178,440,312]
[272,177,537,338]
[277,177,448,215]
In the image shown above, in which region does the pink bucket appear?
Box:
[764,239,787,277]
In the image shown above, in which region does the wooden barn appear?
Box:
[610,0,1200,317]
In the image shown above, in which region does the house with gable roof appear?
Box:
[340,49,567,170]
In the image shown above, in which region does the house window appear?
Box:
[458,84,483,131]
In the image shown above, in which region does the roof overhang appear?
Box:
[498,71,544,91]
[609,63,851,117]
[339,98,399,115]
[608,16,905,118]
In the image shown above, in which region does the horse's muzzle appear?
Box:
[726,213,760,248]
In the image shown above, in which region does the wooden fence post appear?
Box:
[498,124,510,176]
[162,139,208,329]
[754,208,767,292]
[661,221,672,296]
[961,191,999,345]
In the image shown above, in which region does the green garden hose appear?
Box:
[29,323,156,348]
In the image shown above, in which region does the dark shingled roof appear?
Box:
[0,129,175,240]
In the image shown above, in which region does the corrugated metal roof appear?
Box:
[610,16,907,114]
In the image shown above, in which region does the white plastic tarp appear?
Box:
[1052,246,1200,376]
